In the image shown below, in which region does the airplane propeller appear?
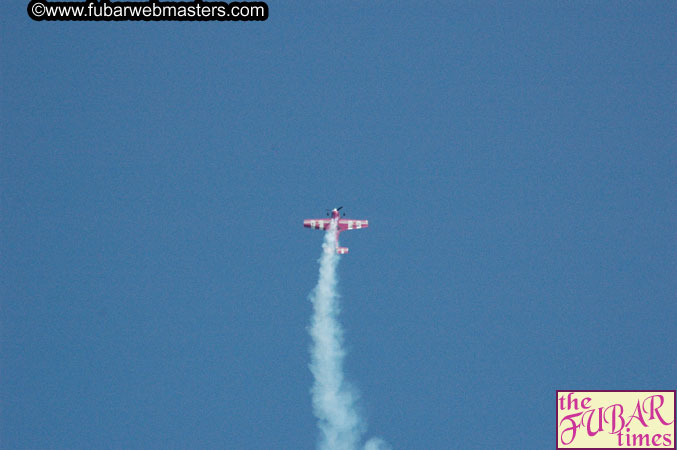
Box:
[326,206,344,217]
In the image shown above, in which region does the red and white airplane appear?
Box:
[303,206,369,254]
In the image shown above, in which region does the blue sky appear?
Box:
[2,2,675,449]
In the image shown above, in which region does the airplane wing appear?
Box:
[337,219,369,231]
[303,219,332,230]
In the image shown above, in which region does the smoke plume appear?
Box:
[308,223,389,450]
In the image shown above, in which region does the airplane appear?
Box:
[303,206,369,254]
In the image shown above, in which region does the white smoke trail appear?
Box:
[308,223,390,450]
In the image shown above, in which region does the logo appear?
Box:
[557,390,675,449]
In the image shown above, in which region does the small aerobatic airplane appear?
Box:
[303,206,369,254]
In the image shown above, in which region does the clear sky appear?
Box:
[2,2,675,449]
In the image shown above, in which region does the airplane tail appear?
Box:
[336,247,349,255]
